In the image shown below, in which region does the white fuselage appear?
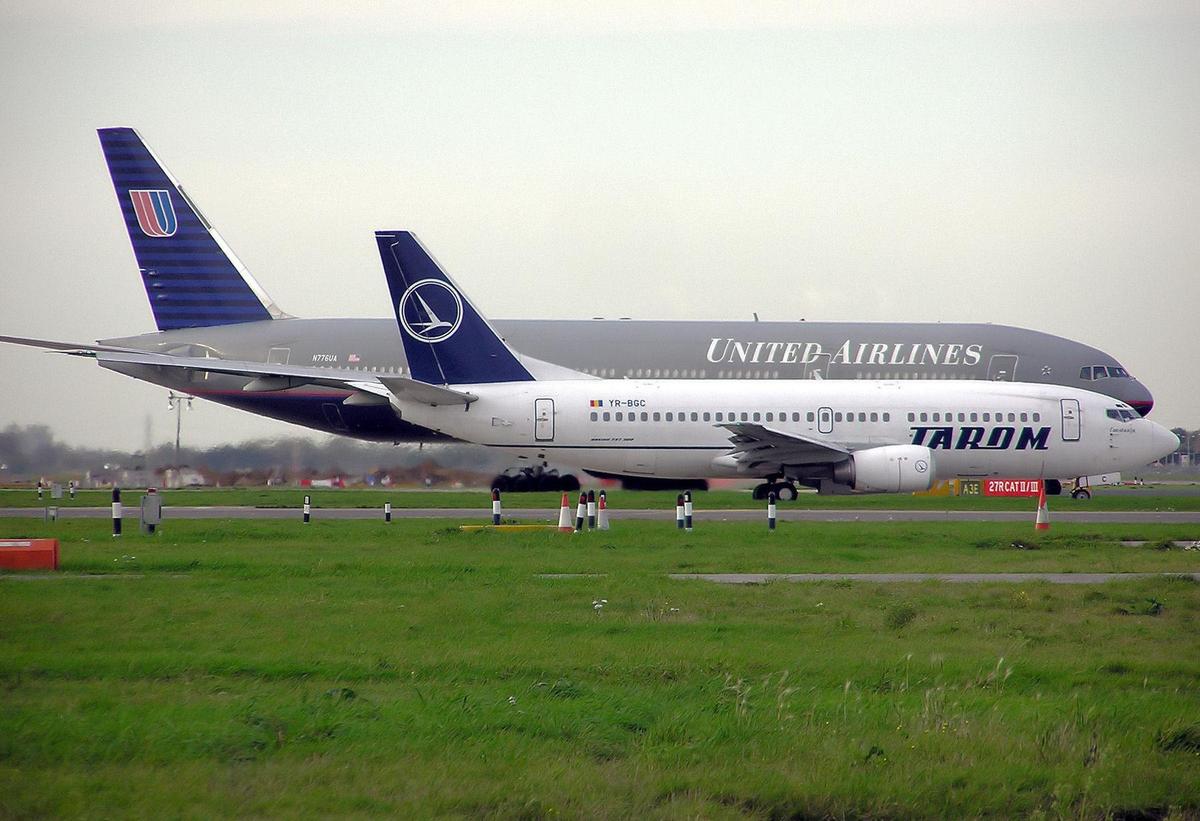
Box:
[391,379,1173,483]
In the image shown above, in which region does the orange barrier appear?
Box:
[0,539,59,571]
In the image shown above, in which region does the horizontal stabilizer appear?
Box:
[0,334,475,407]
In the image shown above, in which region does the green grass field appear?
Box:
[2,518,1199,818]
[3,485,1199,511]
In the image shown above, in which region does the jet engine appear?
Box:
[831,445,936,493]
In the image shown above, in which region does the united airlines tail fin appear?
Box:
[97,127,287,331]
[375,231,534,385]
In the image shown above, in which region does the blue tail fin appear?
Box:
[98,127,285,330]
[375,231,534,385]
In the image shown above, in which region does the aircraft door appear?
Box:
[806,353,832,380]
[817,406,834,434]
[987,355,1018,381]
[534,398,555,441]
[1060,399,1080,441]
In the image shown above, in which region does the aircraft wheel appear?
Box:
[752,483,771,501]
[491,475,511,493]
[561,474,581,492]
[1071,487,1092,501]
[774,483,798,502]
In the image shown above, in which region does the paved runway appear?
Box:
[3,506,1199,523]
[671,572,1200,584]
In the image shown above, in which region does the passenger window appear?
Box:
[1020,413,1027,422]
[932,413,940,422]
[957,413,965,422]
[1008,413,1015,422]
[615,412,623,421]
[653,412,661,421]
[664,412,672,421]
[702,412,710,421]
[918,413,927,422]
[740,412,749,422]
[835,412,843,422]
[715,412,723,422]
[603,412,611,421]
[870,412,878,422]
[1033,413,1041,422]
[883,413,891,422]
[753,412,761,422]
[807,412,815,422]
[907,413,915,422]
[765,412,773,422]
[589,412,598,421]
[690,412,698,421]
[640,412,649,421]
[858,413,867,422]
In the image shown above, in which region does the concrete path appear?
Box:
[670,572,1200,584]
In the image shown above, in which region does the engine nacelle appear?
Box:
[831,445,936,493]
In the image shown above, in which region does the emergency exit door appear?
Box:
[1060,399,1080,441]
[817,406,834,434]
[534,399,555,441]
[987,355,1018,381]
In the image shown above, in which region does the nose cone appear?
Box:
[1149,423,1180,462]
[1124,380,1155,417]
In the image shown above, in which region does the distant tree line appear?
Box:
[0,424,507,481]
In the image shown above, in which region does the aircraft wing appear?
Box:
[0,335,476,407]
[720,423,850,472]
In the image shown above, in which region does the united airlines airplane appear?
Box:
[0,128,1166,495]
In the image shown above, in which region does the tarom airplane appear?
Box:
[361,229,1178,497]
[0,128,1165,496]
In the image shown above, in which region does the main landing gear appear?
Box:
[490,467,581,493]
[752,481,798,501]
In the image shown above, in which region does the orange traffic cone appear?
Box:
[557,493,573,532]
[1035,483,1050,531]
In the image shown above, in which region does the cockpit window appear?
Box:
[1107,408,1136,421]
[1082,365,1131,381]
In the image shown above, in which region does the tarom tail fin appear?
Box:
[97,127,286,330]
[375,231,533,385]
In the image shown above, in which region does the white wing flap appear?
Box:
[720,423,850,472]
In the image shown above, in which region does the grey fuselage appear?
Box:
[100,318,1154,443]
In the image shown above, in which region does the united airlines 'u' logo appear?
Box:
[129,190,177,237]
[398,279,463,343]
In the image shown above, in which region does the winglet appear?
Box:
[375,231,534,385]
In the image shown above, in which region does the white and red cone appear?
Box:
[1035,483,1050,531]
[557,493,573,532]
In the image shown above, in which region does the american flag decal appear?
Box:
[129,190,177,237]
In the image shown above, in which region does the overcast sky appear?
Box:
[1,1,1197,451]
